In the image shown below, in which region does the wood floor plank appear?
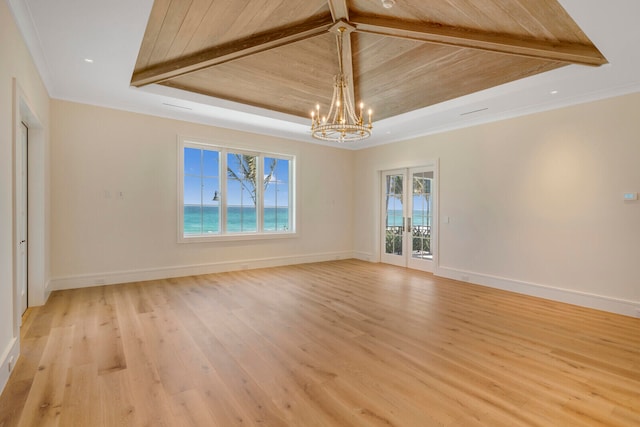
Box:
[111,286,178,427]
[1,260,638,426]
[181,311,291,425]
[16,326,75,427]
[164,281,288,426]
[58,363,100,427]
[159,307,249,426]
[210,311,339,426]
[94,286,127,375]
[169,389,219,427]
[99,368,141,426]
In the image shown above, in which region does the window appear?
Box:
[179,138,295,241]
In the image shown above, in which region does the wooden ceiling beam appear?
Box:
[131,15,334,87]
[327,0,349,21]
[351,15,607,67]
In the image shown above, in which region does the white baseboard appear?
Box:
[0,337,20,396]
[353,251,374,262]
[436,266,640,318]
[49,251,355,291]
[49,257,640,317]
[44,279,52,300]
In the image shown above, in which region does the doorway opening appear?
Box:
[381,166,437,272]
[13,78,46,338]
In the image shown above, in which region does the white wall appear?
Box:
[0,0,50,392]
[354,93,640,316]
[50,100,354,288]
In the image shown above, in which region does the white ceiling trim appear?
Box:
[7,0,54,95]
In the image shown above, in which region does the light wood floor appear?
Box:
[1,260,638,426]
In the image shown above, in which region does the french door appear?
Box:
[381,167,436,272]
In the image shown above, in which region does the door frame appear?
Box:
[379,160,439,273]
[12,79,46,333]
[17,122,28,315]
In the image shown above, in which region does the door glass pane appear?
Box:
[385,174,404,255]
[411,171,433,260]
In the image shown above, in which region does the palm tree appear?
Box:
[227,154,277,205]
[385,175,403,227]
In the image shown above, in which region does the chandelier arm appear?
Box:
[326,76,338,124]
[342,78,359,123]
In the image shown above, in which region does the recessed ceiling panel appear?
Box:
[161,34,339,118]
[135,0,331,71]
[132,0,606,124]
[353,32,564,119]
[349,0,592,43]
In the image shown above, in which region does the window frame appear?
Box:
[177,137,296,243]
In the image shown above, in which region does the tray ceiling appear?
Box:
[133,0,606,122]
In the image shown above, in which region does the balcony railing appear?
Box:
[385,225,431,257]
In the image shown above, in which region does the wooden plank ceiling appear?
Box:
[131,0,606,121]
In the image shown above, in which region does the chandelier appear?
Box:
[310,26,373,142]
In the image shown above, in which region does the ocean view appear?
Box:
[185,207,427,234]
[184,205,289,234]
[386,209,432,227]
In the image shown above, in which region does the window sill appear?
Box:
[179,231,298,244]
